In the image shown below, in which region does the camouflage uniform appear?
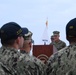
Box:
[0,62,8,75]
[45,44,76,75]
[50,31,66,51]
[52,40,66,50]
[0,46,45,75]
[20,50,45,75]
[20,27,45,75]
[0,46,28,75]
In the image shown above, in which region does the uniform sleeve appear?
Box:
[0,63,11,75]
[0,68,5,75]
[62,41,66,47]
[17,54,45,75]
[32,56,45,74]
[45,52,63,75]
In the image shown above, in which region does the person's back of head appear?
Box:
[0,22,26,49]
[66,18,76,43]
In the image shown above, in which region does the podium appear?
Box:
[33,45,53,64]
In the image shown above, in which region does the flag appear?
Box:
[46,18,48,27]
[41,18,49,45]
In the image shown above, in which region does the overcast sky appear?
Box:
[0,0,76,46]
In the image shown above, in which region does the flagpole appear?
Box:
[42,18,48,45]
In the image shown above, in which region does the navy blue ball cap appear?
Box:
[22,28,32,37]
[0,22,25,40]
[66,18,76,38]
[22,28,29,34]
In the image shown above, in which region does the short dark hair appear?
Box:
[1,34,23,46]
[1,38,16,46]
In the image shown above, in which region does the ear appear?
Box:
[16,37,20,44]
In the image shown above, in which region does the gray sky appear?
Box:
[0,0,76,45]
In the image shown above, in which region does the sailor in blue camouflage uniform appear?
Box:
[45,18,76,75]
[0,22,44,75]
[20,27,45,75]
[50,31,66,51]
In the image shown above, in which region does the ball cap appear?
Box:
[22,28,32,37]
[66,18,76,38]
[0,22,26,41]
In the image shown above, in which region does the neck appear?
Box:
[4,43,19,50]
